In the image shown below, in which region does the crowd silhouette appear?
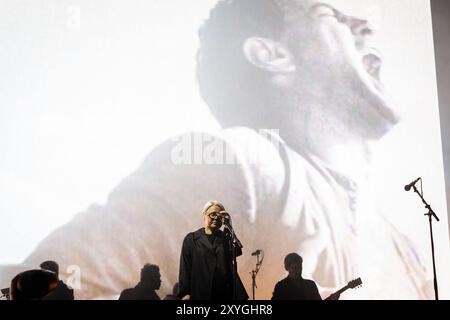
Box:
[1,253,338,300]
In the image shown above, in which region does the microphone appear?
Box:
[221,211,231,227]
[404,177,421,191]
[251,250,262,256]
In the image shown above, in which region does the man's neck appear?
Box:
[263,90,384,186]
[288,274,302,280]
[279,121,373,187]
[138,282,157,291]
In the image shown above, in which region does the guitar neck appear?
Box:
[333,285,350,296]
[327,278,362,299]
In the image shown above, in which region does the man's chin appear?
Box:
[372,96,400,127]
[366,103,401,140]
[359,75,401,134]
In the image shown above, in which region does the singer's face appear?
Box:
[204,205,223,230]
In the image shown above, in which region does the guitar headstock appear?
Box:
[347,278,362,289]
[326,277,363,299]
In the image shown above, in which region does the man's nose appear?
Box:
[346,16,374,50]
[351,18,373,35]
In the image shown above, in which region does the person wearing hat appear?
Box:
[178,201,248,300]
[9,269,58,300]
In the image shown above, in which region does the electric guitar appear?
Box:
[325,278,363,300]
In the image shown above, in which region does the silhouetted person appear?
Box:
[10,269,58,300]
[272,253,324,300]
[178,201,248,300]
[40,260,74,300]
[119,264,161,300]
[163,282,179,300]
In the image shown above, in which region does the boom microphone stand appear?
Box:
[223,216,243,300]
[250,250,264,300]
[407,179,440,300]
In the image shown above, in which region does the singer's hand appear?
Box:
[220,210,231,226]
[219,210,230,219]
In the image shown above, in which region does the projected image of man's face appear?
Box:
[275,0,400,140]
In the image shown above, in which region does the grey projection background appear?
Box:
[0,0,449,299]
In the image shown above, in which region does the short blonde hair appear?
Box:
[202,200,225,215]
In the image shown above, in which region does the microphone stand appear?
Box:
[250,251,264,300]
[224,218,243,300]
[0,288,10,300]
[411,183,440,300]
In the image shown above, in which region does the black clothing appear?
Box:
[42,280,74,300]
[118,283,160,300]
[206,232,229,299]
[178,228,248,300]
[272,277,322,300]
[206,233,215,245]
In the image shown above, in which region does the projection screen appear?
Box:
[0,0,449,300]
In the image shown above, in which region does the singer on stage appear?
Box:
[178,201,248,300]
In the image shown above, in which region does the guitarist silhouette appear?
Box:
[272,253,363,300]
[272,253,322,300]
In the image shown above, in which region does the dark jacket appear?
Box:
[178,228,248,300]
[118,283,160,300]
[42,280,74,300]
[272,276,322,300]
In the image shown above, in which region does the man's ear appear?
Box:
[243,37,296,73]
